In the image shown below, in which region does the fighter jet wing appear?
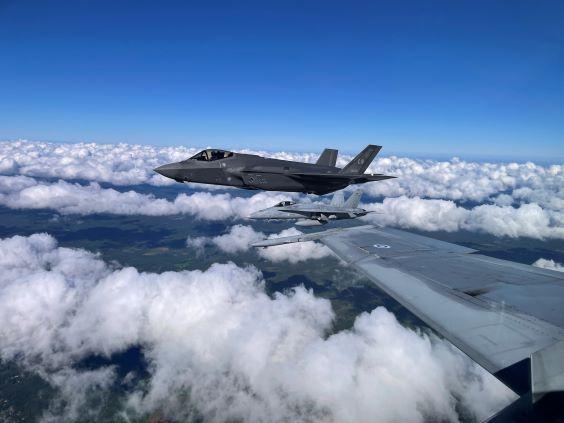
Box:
[286,172,395,182]
[276,205,343,214]
[252,225,564,406]
[239,169,395,183]
[239,169,355,181]
[252,228,343,247]
[274,208,318,216]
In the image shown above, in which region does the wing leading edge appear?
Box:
[252,225,564,413]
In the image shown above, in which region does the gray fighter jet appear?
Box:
[249,189,369,226]
[252,225,564,421]
[154,145,394,195]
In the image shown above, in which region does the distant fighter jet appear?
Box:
[154,145,394,195]
[249,189,369,226]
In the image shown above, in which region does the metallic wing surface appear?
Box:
[276,204,360,213]
[252,225,564,419]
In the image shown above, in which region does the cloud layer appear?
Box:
[2,140,562,207]
[1,140,563,239]
[0,233,514,422]
[1,174,563,239]
[362,157,564,206]
[533,258,564,272]
[0,140,325,187]
[362,196,564,239]
[187,225,332,263]
[0,175,292,220]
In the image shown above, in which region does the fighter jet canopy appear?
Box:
[274,201,295,207]
[189,149,234,161]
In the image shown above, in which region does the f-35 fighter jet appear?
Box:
[249,189,369,226]
[154,145,394,195]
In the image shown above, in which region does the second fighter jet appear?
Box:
[249,189,370,226]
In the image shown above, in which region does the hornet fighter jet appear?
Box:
[154,145,394,195]
[249,189,370,226]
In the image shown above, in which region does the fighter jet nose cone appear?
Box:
[154,163,178,179]
[249,210,271,219]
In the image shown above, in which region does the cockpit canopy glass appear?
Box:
[189,149,234,161]
[274,201,295,207]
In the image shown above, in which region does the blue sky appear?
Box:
[0,0,563,159]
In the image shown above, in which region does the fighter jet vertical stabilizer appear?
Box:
[330,191,344,207]
[340,145,382,174]
[343,190,362,208]
[316,149,338,167]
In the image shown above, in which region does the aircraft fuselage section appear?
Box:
[156,154,347,194]
[154,146,394,195]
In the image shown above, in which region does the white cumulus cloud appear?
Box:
[187,225,332,263]
[2,140,563,211]
[362,156,564,207]
[0,233,515,422]
[362,196,564,239]
[1,174,563,239]
[0,175,292,220]
[0,140,324,187]
[532,258,564,272]
[1,140,563,240]
[257,227,333,263]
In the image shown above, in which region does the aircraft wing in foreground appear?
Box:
[252,225,564,421]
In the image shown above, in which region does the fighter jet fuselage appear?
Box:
[154,145,394,195]
[250,189,369,226]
